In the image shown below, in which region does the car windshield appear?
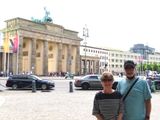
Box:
[30,75,42,80]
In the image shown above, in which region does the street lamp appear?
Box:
[83,24,89,75]
[104,55,107,71]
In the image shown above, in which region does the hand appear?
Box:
[145,116,150,120]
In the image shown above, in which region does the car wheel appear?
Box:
[82,83,89,90]
[12,84,18,90]
[41,84,47,90]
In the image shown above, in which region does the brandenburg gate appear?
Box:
[1,17,82,75]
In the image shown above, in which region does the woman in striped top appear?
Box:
[92,72,123,120]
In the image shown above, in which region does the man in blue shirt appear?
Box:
[116,60,152,120]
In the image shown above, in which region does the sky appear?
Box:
[0,0,160,51]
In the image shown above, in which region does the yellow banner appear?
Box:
[3,32,9,53]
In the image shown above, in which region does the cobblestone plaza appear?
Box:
[0,78,160,120]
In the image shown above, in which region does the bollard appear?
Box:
[32,80,36,93]
[69,81,73,93]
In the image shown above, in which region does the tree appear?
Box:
[143,63,147,71]
[153,63,158,71]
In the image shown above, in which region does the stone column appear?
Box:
[1,53,4,72]
[88,60,91,74]
[12,52,17,74]
[30,38,36,74]
[75,46,80,75]
[0,53,2,71]
[92,60,94,73]
[9,53,13,74]
[67,45,72,73]
[94,60,97,74]
[96,60,100,74]
[17,36,23,74]
[57,42,62,73]
[43,41,48,76]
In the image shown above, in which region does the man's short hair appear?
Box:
[124,60,136,69]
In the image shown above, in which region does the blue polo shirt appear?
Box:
[116,77,152,120]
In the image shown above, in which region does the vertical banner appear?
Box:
[16,32,19,74]
[9,33,19,53]
[9,32,19,74]
[13,33,19,53]
[0,32,4,46]
[3,32,9,76]
[15,32,19,74]
[3,32,9,53]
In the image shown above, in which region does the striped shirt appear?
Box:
[92,91,123,120]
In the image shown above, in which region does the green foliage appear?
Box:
[137,62,160,72]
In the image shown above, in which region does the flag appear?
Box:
[13,33,19,53]
[3,32,9,53]
[0,32,4,46]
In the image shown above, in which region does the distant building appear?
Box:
[80,45,109,74]
[130,44,155,60]
[148,52,160,64]
[0,17,82,75]
[108,49,141,74]
[80,45,142,75]
[80,45,160,75]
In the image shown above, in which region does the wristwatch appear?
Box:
[145,116,150,119]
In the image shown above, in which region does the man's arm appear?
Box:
[145,99,151,120]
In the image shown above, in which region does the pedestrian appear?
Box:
[92,72,123,120]
[116,60,152,120]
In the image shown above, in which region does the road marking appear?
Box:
[0,96,5,107]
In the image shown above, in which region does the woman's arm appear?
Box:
[95,114,104,120]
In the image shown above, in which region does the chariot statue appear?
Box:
[43,7,53,23]
[31,7,53,23]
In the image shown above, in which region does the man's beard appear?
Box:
[126,75,135,80]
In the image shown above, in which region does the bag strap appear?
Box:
[122,77,139,101]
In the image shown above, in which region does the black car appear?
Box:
[74,74,119,90]
[6,74,55,90]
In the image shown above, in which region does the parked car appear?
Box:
[6,74,55,90]
[147,78,160,92]
[74,74,119,90]
[154,80,160,90]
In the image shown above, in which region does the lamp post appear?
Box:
[104,55,107,71]
[83,24,89,75]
